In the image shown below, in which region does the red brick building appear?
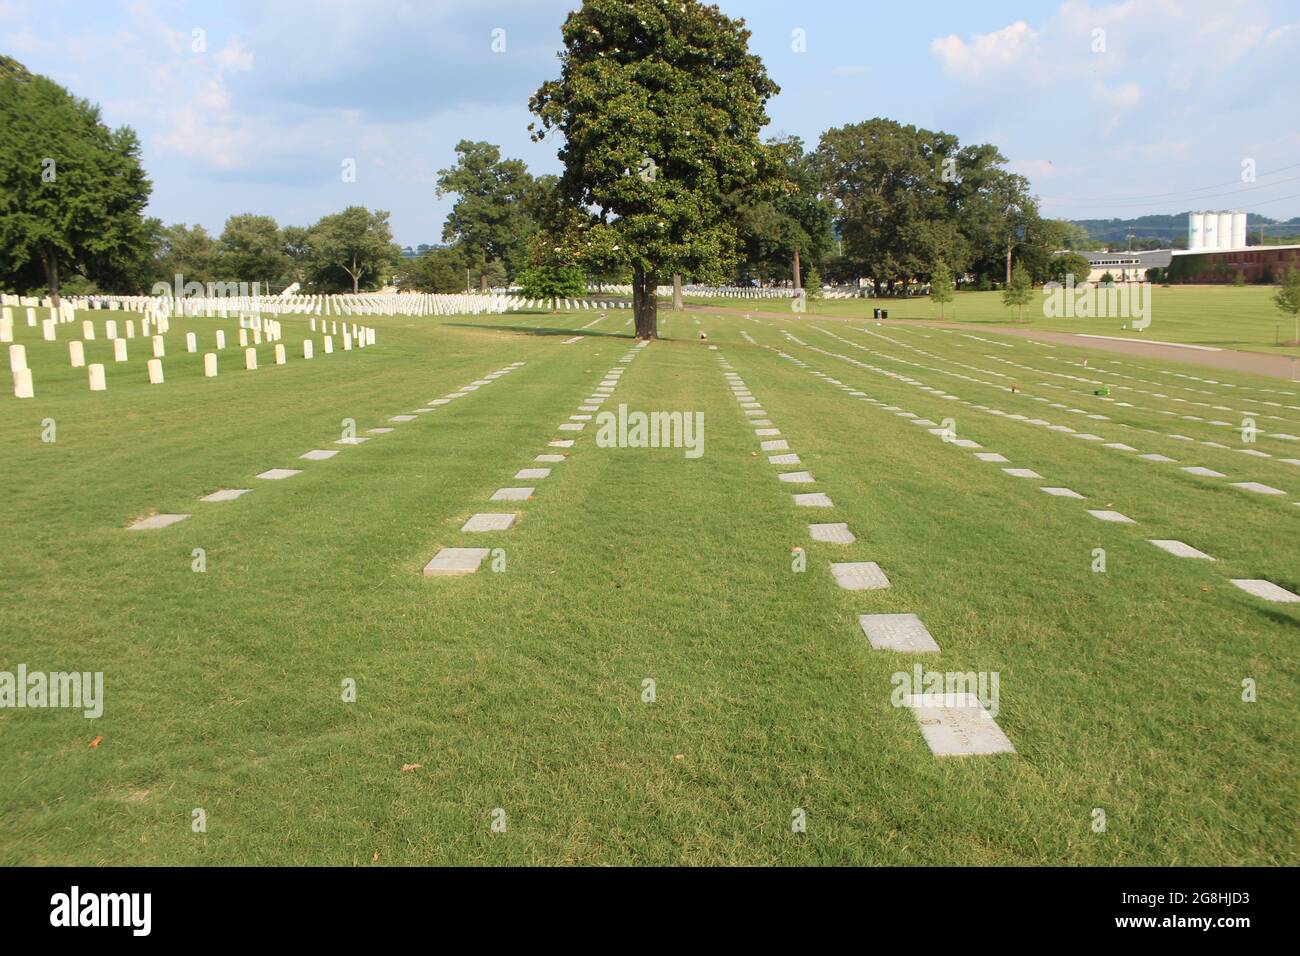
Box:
[1168,244,1300,283]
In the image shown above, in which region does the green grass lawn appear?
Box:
[1,305,1295,865]
[684,285,1300,358]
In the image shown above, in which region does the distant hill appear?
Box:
[1069,213,1300,246]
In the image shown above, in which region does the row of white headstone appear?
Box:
[9,328,374,397]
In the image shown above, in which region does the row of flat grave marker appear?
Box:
[126,362,525,532]
[719,353,1012,757]
[785,340,1300,607]
[848,324,1300,501]
[424,341,652,576]
[812,325,1299,507]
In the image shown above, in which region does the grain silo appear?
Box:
[1232,212,1247,249]
[1189,212,1205,250]
[1202,213,1218,250]
[1217,212,1234,250]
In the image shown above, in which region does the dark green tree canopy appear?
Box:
[0,62,152,301]
[530,0,781,337]
[436,140,536,286]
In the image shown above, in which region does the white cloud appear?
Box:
[930,21,1038,78]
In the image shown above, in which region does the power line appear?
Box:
[1042,173,1300,208]
[1037,160,1300,204]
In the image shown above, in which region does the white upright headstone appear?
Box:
[88,363,107,391]
[0,318,11,343]
[324,336,334,354]
[215,330,226,350]
[113,338,128,362]
[203,353,218,377]
[26,307,37,327]
[274,343,286,365]
[303,340,314,360]
[245,348,257,370]
[69,341,85,367]
[125,319,136,339]
[343,333,352,351]
[12,367,33,398]
[147,358,164,384]
[42,319,56,341]
[152,335,165,357]
[186,332,197,353]
[105,319,118,339]
[82,320,95,340]
[8,343,26,373]
[239,329,248,347]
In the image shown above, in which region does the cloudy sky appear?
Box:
[3,0,1298,246]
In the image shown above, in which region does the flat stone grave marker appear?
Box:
[1230,579,1300,602]
[336,436,370,445]
[1040,487,1084,498]
[1072,433,1104,441]
[550,439,575,448]
[794,493,833,507]
[1139,454,1176,463]
[367,428,394,435]
[579,406,599,413]
[761,440,789,451]
[300,450,338,461]
[778,471,814,483]
[558,423,585,431]
[429,399,451,406]
[769,454,800,465]
[257,469,301,480]
[1003,468,1042,479]
[859,613,940,653]
[515,468,551,480]
[831,562,891,590]
[1239,449,1271,459]
[755,428,781,437]
[809,522,854,544]
[390,415,417,422]
[950,439,981,449]
[423,547,491,576]
[910,419,938,427]
[1149,539,1214,560]
[199,489,250,502]
[462,513,517,533]
[974,453,1009,463]
[1231,482,1285,495]
[1104,443,1136,451]
[1087,509,1134,523]
[491,487,533,501]
[1182,466,1225,478]
[905,693,1015,757]
[128,513,191,530]
[535,454,565,463]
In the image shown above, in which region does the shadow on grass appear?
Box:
[445,322,637,341]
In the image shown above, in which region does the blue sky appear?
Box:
[3,0,1298,245]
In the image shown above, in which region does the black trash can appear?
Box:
[881,309,889,320]
[872,308,881,319]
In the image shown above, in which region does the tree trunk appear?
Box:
[672,273,683,311]
[632,265,658,340]
[480,273,488,292]
[1005,244,1013,285]
[793,249,802,291]
[41,246,61,308]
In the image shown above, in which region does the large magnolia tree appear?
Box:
[529,0,781,339]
